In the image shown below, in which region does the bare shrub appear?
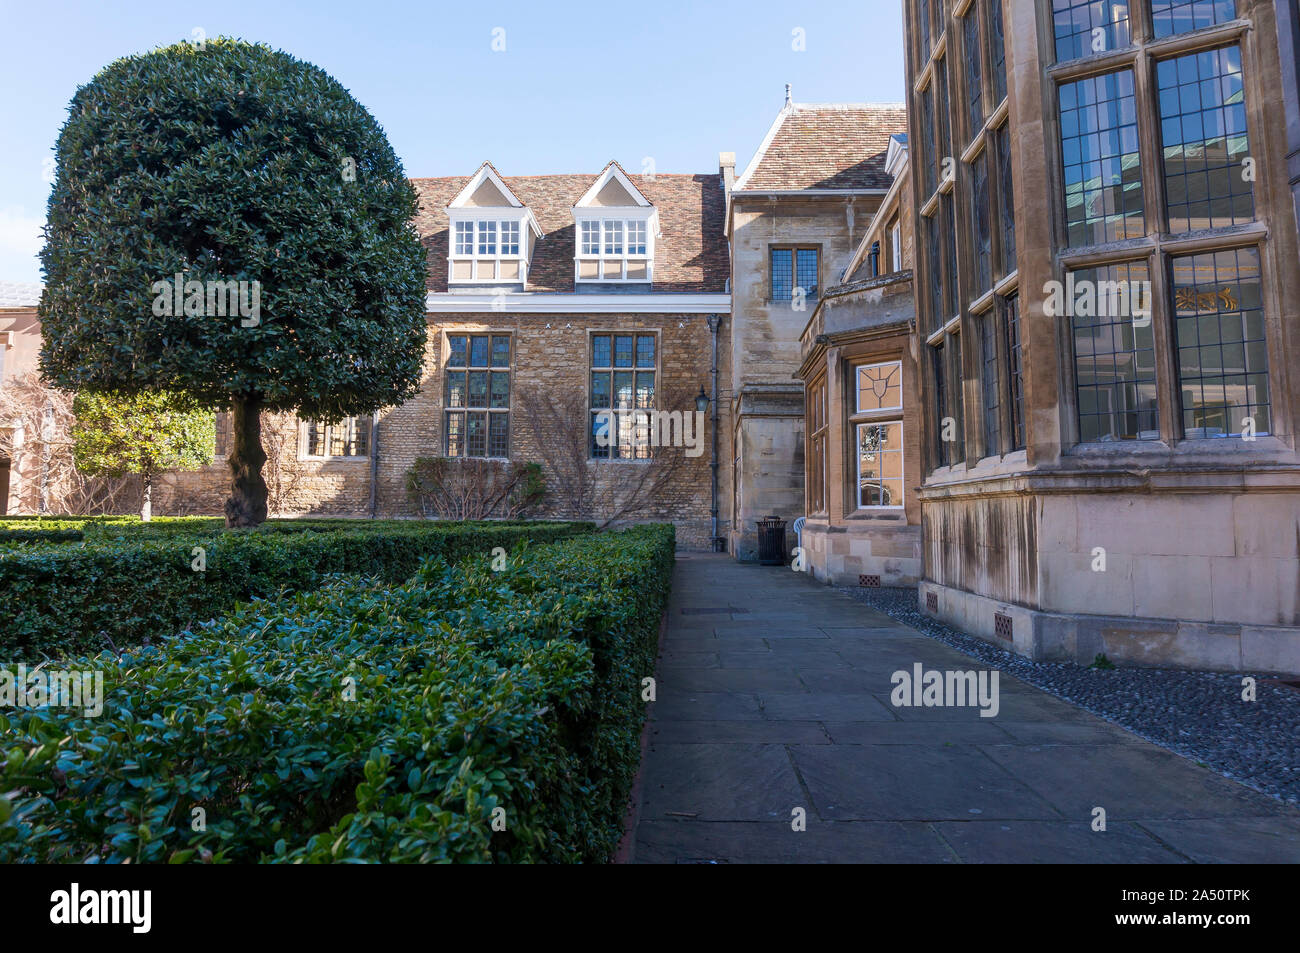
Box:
[0,373,140,515]
[405,456,545,520]
[514,383,694,529]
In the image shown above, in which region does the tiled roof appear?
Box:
[0,281,41,308]
[411,171,729,294]
[737,103,909,191]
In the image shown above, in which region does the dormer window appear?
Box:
[446,163,541,286]
[573,162,657,284]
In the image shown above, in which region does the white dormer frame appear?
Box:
[573,163,657,284]
[884,134,909,180]
[447,164,542,286]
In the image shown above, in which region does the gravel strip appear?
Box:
[839,585,1300,806]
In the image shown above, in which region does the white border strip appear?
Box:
[426,292,731,314]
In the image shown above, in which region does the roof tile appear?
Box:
[741,104,909,191]
[412,172,728,294]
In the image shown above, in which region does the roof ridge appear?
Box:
[791,101,907,109]
[409,171,707,182]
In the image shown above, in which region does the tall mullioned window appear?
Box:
[994,122,1016,275]
[807,376,827,514]
[1050,1,1272,445]
[910,0,1015,474]
[980,316,1001,457]
[970,150,992,294]
[590,332,656,459]
[445,333,510,458]
[1003,295,1025,452]
[962,8,983,136]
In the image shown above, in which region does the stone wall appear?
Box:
[728,194,883,556]
[920,475,1300,673]
[160,311,728,549]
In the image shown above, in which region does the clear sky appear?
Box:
[0,0,906,284]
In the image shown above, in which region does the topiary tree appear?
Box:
[72,390,214,521]
[39,37,428,526]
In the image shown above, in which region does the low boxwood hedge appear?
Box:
[0,520,594,658]
[0,524,674,863]
[0,515,544,544]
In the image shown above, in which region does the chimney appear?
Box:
[719,151,736,198]
[784,83,792,107]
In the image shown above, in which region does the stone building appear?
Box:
[904,0,1300,673]
[795,134,924,587]
[1280,0,1300,233]
[156,161,732,548]
[723,95,909,558]
[0,283,43,514]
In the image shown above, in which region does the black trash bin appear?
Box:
[756,515,787,566]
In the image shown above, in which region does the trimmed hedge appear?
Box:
[0,524,675,863]
[0,516,551,544]
[0,521,594,658]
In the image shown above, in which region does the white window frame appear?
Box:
[573,212,656,283]
[300,416,372,461]
[628,219,647,255]
[501,220,520,256]
[851,360,905,511]
[477,220,497,255]
[454,221,474,256]
[581,220,601,255]
[891,221,903,272]
[855,421,905,511]
[447,213,533,285]
[856,360,904,414]
[603,219,624,255]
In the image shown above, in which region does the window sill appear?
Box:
[845,508,906,521]
[1065,434,1293,462]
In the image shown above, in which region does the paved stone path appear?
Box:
[631,554,1300,863]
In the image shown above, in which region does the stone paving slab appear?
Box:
[635,820,957,864]
[631,555,1300,864]
[933,820,1186,864]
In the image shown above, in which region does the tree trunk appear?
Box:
[141,473,152,522]
[224,396,269,528]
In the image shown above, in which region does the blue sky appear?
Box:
[0,0,905,284]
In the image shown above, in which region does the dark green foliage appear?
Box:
[38,38,428,422]
[0,521,594,658]
[0,525,674,863]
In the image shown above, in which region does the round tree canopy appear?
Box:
[39,38,429,422]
